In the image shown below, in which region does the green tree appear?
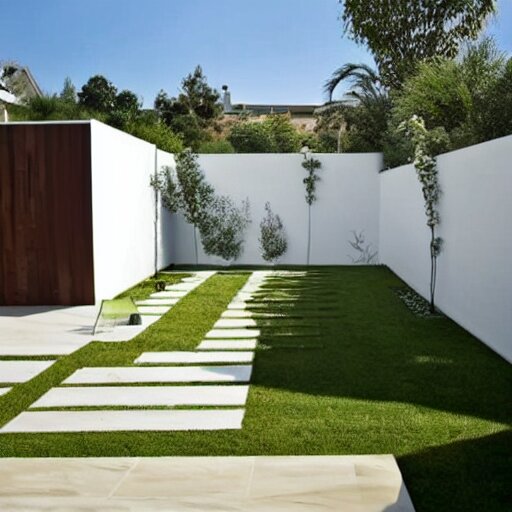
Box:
[322,63,391,152]
[228,121,274,152]
[155,66,222,149]
[78,75,117,112]
[59,77,77,104]
[341,0,496,88]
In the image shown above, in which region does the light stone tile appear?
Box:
[0,343,78,356]
[0,387,12,396]
[0,409,246,433]
[135,351,254,364]
[135,298,179,306]
[150,291,187,299]
[0,458,135,498]
[63,365,253,384]
[206,329,260,339]
[0,360,56,383]
[213,318,257,328]
[227,302,248,310]
[140,315,161,327]
[31,385,250,408]
[197,340,257,350]
[221,310,253,318]
[137,305,171,315]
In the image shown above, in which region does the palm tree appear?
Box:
[319,63,390,152]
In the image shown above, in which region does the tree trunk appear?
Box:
[193,225,199,266]
[307,204,312,265]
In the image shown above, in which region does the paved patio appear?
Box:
[0,455,415,511]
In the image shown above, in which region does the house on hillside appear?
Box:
[0,64,42,121]
[221,85,320,132]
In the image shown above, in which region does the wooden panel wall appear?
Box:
[0,123,95,305]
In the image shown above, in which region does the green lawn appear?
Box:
[0,267,510,512]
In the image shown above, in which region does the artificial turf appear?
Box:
[0,267,510,511]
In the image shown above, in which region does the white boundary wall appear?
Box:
[379,135,512,362]
[168,153,382,266]
[90,121,173,301]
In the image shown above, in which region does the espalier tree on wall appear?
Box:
[151,149,214,265]
[152,149,251,264]
[200,196,251,262]
[401,115,443,313]
[301,150,322,265]
[259,202,288,264]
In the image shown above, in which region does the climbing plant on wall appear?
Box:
[301,149,322,265]
[400,115,443,313]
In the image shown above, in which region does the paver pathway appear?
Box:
[0,270,295,434]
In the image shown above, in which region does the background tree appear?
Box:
[78,75,117,112]
[155,66,222,150]
[341,0,496,88]
[59,77,77,104]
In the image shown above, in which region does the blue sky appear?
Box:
[2,0,511,107]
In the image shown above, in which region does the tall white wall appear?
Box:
[379,135,512,362]
[90,121,173,301]
[168,153,382,265]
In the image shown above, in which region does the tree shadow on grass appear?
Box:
[397,430,512,512]
[252,266,512,426]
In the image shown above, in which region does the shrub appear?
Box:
[228,121,274,153]
[198,139,235,153]
[200,196,251,261]
[259,202,287,263]
[125,120,183,153]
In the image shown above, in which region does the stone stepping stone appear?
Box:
[227,302,248,310]
[64,365,252,384]
[150,291,187,299]
[30,385,250,408]
[206,329,260,339]
[0,343,78,356]
[135,351,254,364]
[197,340,257,350]
[135,298,179,306]
[0,360,56,384]
[221,310,253,318]
[137,306,171,315]
[213,319,257,329]
[0,409,245,433]
[0,388,12,397]
[140,315,161,327]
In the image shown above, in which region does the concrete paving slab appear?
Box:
[0,305,99,355]
[0,456,415,511]
[221,310,253,318]
[0,387,12,396]
[197,340,258,350]
[0,409,246,433]
[137,305,171,315]
[214,318,257,328]
[135,351,254,364]
[206,329,260,339]
[227,302,248,310]
[31,385,250,408]
[0,360,56,383]
[135,298,180,306]
[64,365,253,384]
[149,291,188,299]
[165,283,198,292]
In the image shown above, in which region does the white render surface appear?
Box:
[197,340,258,350]
[0,360,56,383]
[135,351,254,364]
[206,329,260,339]
[379,135,512,362]
[30,385,250,408]
[214,319,258,328]
[64,365,253,384]
[0,455,415,511]
[0,409,245,433]
[168,153,382,266]
[0,388,11,396]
